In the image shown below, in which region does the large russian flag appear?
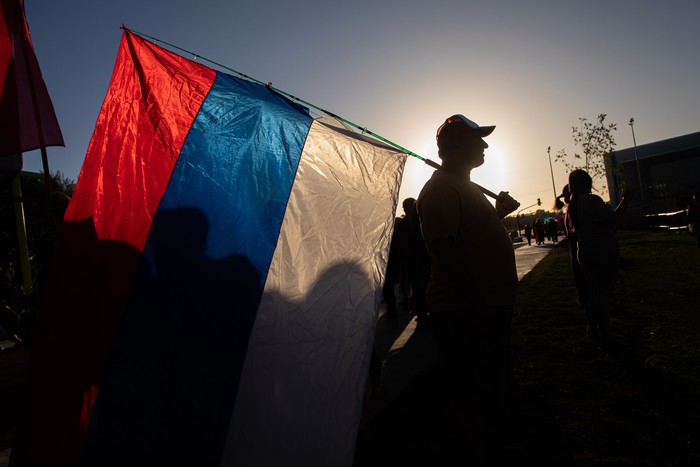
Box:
[11,29,405,467]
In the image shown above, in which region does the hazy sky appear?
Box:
[21,0,700,212]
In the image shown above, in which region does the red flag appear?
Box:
[0,0,64,157]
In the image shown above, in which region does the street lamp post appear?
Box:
[629,118,645,201]
[579,118,588,171]
[547,146,557,200]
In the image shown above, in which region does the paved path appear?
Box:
[360,240,559,427]
[515,241,560,280]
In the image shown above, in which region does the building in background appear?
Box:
[606,132,700,227]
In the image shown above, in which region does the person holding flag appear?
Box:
[416,114,518,466]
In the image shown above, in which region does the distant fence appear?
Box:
[629,210,689,232]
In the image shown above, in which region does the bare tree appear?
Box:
[554,114,617,194]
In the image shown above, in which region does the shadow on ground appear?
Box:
[354,363,576,467]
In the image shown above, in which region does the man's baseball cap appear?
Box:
[436,114,495,148]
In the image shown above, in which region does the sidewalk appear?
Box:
[359,240,558,428]
[354,240,559,465]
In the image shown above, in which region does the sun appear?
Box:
[471,139,509,200]
[397,137,515,206]
[397,137,439,201]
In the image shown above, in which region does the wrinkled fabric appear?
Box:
[224,118,405,467]
[0,0,63,156]
[12,28,406,467]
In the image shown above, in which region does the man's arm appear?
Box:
[495,191,520,219]
[585,192,631,229]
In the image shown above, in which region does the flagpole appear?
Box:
[39,146,55,229]
[123,26,504,201]
[21,39,55,232]
[15,9,56,296]
[11,174,33,294]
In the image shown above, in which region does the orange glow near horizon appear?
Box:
[398,137,511,206]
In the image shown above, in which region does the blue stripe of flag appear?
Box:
[79,72,313,467]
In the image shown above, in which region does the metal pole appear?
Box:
[11,175,33,294]
[547,146,557,199]
[516,202,539,218]
[579,118,588,171]
[629,118,645,201]
[515,202,539,237]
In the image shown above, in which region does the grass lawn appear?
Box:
[355,230,700,466]
[509,230,700,466]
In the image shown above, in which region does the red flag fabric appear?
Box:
[9,30,216,467]
[0,0,64,157]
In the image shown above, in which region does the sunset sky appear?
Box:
[20,0,700,213]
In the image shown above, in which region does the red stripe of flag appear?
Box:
[10,29,216,467]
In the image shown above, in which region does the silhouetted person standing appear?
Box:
[382,217,402,317]
[688,191,700,249]
[396,197,431,329]
[523,223,532,245]
[559,184,589,330]
[534,218,545,245]
[417,114,519,466]
[567,169,631,345]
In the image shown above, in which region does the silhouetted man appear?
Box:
[416,114,518,466]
